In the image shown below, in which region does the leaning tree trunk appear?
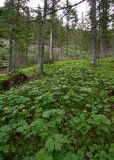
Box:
[39,0,48,74]
[90,0,97,67]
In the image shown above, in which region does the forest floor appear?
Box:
[0,57,114,160]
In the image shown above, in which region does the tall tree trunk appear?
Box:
[38,22,42,64]
[90,0,97,66]
[98,1,101,55]
[13,0,20,71]
[100,0,109,57]
[8,31,13,72]
[25,46,28,66]
[50,0,55,63]
[60,26,63,61]
[75,30,78,59]
[66,0,69,59]
[59,24,63,61]
[112,13,114,52]
[39,0,48,74]
[8,0,14,72]
[37,6,42,64]
[50,27,54,62]
[14,42,17,71]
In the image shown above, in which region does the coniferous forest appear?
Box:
[0,0,114,159]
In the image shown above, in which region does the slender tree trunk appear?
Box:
[39,22,45,74]
[39,0,48,74]
[8,31,13,72]
[37,6,42,64]
[100,37,107,57]
[13,0,20,71]
[59,24,63,61]
[98,2,101,55]
[25,47,28,66]
[60,46,63,61]
[90,0,97,66]
[66,0,69,60]
[79,30,82,58]
[50,27,54,62]
[8,0,14,72]
[38,22,42,64]
[60,31,63,61]
[50,0,55,63]
[100,0,109,57]
[112,13,114,52]
[14,42,17,71]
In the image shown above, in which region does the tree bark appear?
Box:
[39,0,48,74]
[50,0,55,63]
[37,6,42,64]
[8,30,13,72]
[38,22,42,64]
[8,0,14,72]
[100,0,109,57]
[14,42,17,71]
[90,0,97,66]
[66,0,69,59]
[50,26,54,62]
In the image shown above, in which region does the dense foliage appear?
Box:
[0,58,114,160]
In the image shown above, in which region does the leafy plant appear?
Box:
[0,59,114,159]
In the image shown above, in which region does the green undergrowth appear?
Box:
[0,58,114,160]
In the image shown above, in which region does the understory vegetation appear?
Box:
[0,57,114,160]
